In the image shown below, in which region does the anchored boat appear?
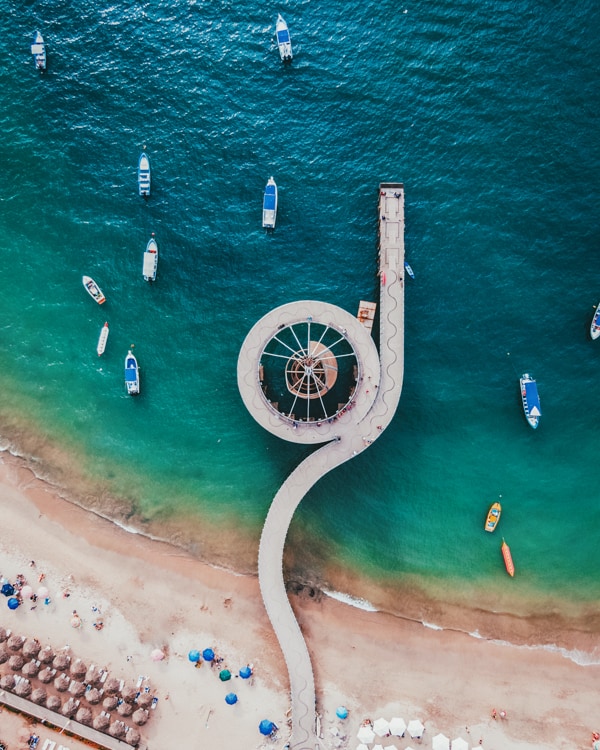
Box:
[404,261,415,280]
[138,152,151,197]
[124,350,140,396]
[143,234,158,282]
[82,276,106,305]
[484,501,502,533]
[501,538,515,577]
[275,14,293,62]
[590,301,600,340]
[520,373,541,429]
[31,31,46,71]
[262,177,278,229]
[97,322,109,356]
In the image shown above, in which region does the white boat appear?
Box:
[520,373,541,429]
[143,234,158,282]
[97,322,109,356]
[404,261,415,279]
[124,350,140,395]
[590,301,600,340]
[275,14,293,62]
[138,152,151,197]
[82,275,106,305]
[31,31,46,71]
[262,177,278,229]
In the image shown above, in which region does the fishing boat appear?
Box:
[484,501,502,532]
[590,301,600,340]
[31,31,46,71]
[501,538,515,577]
[143,234,158,282]
[82,276,106,305]
[275,14,293,62]
[262,177,278,229]
[138,152,151,197]
[404,261,415,279]
[97,322,109,356]
[519,373,541,429]
[124,350,140,395]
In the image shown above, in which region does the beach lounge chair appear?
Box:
[99,670,108,683]
[151,696,158,710]
[41,741,55,750]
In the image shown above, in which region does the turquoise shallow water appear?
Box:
[1,1,599,634]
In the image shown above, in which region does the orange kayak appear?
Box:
[501,539,515,577]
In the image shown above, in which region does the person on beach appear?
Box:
[491,708,497,720]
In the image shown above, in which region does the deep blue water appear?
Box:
[1,0,599,628]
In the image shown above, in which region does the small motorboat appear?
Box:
[520,373,541,429]
[97,322,109,356]
[501,538,515,577]
[138,152,151,197]
[484,501,502,532]
[262,176,278,229]
[404,261,415,280]
[124,350,140,395]
[275,14,293,62]
[590,301,600,340]
[82,276,106,305]
[31,31,46,71]
[143,234,158,282]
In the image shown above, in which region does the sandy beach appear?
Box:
[1,450,598,750]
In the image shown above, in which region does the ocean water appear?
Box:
[1,1,599,642]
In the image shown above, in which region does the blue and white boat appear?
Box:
[520,373,541,429]
[138,152,151,197]
[31,31,46,71]
[590,301,600,340]
[275,14,292,62]
[262,177,278,229]
[125,350,140,395]
[404,261,415,280]
[143,234,158,282]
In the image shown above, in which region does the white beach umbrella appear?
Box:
[389,717,406,737]
[383,745,398,750]
[356,745,370,750]
[432,733,450,750]
[372,745,385,750]
[357,725,376,744]
[373,718,390,737]
[407,719,425,738]
[451,738,469,750]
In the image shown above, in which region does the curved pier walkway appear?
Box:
[239,184,405,750]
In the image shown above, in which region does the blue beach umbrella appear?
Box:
[1,583,15,597]
[336,706,349,720]
[225,692,238,705]
[239,665,252,679]
[202,648,214,662]
[188,649,200,663]
[7,597,19,610]
[259,719,274,736]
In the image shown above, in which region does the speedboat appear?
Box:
[124,350,140,395]
[275,14,293,62]
[31,31,46,71]
[519,373,541,429]
[262,177,278,229]
[138,152,151,197]
[484,501,501,532]
[97,322,109,356]
[82,276,106,305]
[590,301,600,340]
[143,234,158,281]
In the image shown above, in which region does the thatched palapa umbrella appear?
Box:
[121,683,138,703]
[9,653,24,671]
[104,677,120,695]
[126,728,141,746]
[22,638,41,659]
[22,659,40,677]
[53,652,70,671]
[132,708,149,726]
[0,626,8,642]
[31,687,47,705]
[117,701,134,717]
[70,658,87,679]
[61,697,79,717]
[38,645,54,664]
[109,721,126,739]
[103,695,119,710]
[46,694,62,711]
[136,691,153,709]
[0,674,15,691]
[93,713,110,731]
[85,665,102,686]
[7,634,24,651]
[15,679,32,698]
[68,680,86,697]
[54,674,70,692]
[0,645,9,664]
[38,667,54,683]
[75,706,93,726]
[86,687,101,705]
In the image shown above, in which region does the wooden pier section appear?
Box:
[357,300,376,333]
